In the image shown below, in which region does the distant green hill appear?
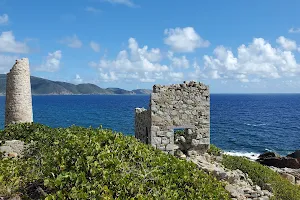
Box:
[0,74,151,95]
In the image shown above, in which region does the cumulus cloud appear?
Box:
[0,31,29,53]
[36,50,62,72]
[0,54,18,73]
[276,36,297,51]
[59,35,82,48]
[74,74,83,84]
[168,51,189,69]
[164,27,210,52]
[188,60,206,80]
[91,38,169,82]
[90,41,100,52]
[100,71,118,82]
[288,27,300,34]
[202,37,300,82]
[0,13,8,25]
[102,0,137,7]
[168,72,184,81]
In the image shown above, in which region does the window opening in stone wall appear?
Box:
[173,128,190,156]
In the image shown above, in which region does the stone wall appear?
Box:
[5,58,33,126]
[135,81,210,156]
[135,108,151,144]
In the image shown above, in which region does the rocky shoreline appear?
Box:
[188,153,273,200]
[257,150,300,185]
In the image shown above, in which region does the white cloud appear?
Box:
[85,6,101,14]
[168,51,189,68]
[128,38,162,62]
[288,27,300,33]
[74,74,83,84]
[102,0,137,7]
[0,54,17,73]
[188,60,206,80]
[59,35,82,48]
[276,36,297,51]
[0,13,8,25]
[91,38,168,82]
[203,37,300,82]
[0,31,29,53]
[90,41,100,52]
[164,27,210,52]
[36,50,62,72]
[168,72,184,81]
[100,71,118,82]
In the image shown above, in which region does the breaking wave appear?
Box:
[223,151,260,161]
[244,123,267,127]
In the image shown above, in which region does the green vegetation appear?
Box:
[0,123,230,199]
[222,155,300,200]
[174,129,185,136]
[0,74,151,95]
[207,144,222,156]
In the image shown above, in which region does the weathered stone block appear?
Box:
[191,139,200,147]
[199,138,210,144]
[196,133,203,139]
[166,144,174,151]
[152,137,162,145]
[171,110,178,116]
[157,144,166,151]
[161,137,170,144]
[156,131,167,137]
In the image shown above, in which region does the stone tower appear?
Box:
[135,81,210,156]
[5,58,33,126]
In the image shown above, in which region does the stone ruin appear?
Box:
[135,81,210,156]
[5,58,33,126]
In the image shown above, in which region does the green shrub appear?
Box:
[207,144,222,156]
[174,129,185,136]
[0,123,230,200]
[222,155,300,200]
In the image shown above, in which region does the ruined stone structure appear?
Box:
[5,58,33,126]
[135,81,210,156]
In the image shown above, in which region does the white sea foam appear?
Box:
[223,151,260,161]
[244,123,267,127]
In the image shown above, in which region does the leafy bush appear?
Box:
[222,155,300,200]
[174,129,185,136]
[0,123,230,199]
[207,144,222,156]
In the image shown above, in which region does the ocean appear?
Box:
[0,94,299,158]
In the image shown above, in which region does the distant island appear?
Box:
[0,74,152,95]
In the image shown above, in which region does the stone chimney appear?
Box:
[5,58,33,126]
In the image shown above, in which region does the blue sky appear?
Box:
[1,0,300,93]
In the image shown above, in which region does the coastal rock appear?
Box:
[0,140,25,158]
[188,154,273,200]
[258,152,280,160]
[258,157,300,169]
[287,150,300,159]
[280,172,296,184]
[268,166,300,185]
